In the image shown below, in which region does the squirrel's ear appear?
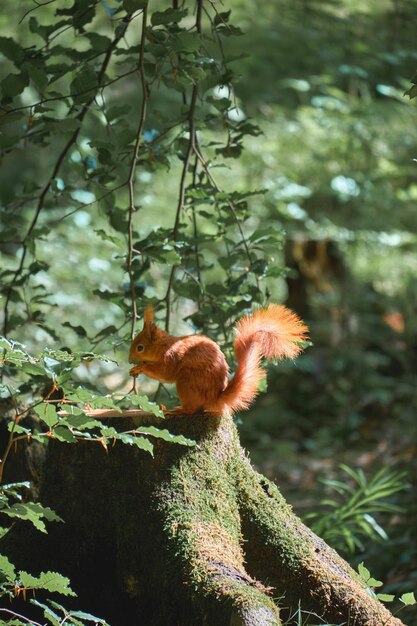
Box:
[149,321,158,340]
[144,304,154,324]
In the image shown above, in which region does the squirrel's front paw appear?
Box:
[129,365,143,377]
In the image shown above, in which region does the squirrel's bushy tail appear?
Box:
[215,304,308,415]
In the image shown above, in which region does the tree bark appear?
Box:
[4,412,405,626]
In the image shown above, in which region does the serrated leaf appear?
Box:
[19,570,76,596]
[46,118,82,134]
[67,609,109,624]
[7,421,31,435]
[53,426,77,443]
[3,502,62,533]
[1,72,29,99]
[136,426,195,447]
[21,362,47,376]
[130,395,164,417]
[151,8,187,26]
[123,0,147,12]
[63,414,103,431]
[70,67,98,103]
[0,110,25,127]
[357,562,370,582]
[85,33,112,52]
[34,403,58,429]
[24,63,48,92]
[31,599,61,626]
[0,553,16,581]
[0,37,25,65]
[117,433,154,455]
[170,32,200,53]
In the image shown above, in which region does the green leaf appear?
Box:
[70,67,98,103]
[3,502,62,533]
[129,395,164,417]
[151,8,187,26]
[46,118,82,134]
[173,279,202,300]
[62,322,88,338]
[34,403,59,429]
[377,593,395,602]
[31,600,61,626]
[7,421,31,436]
[170,32,200,53]
[24,63,48,93]
[213,10,231,26]
[53,426,77,443]
[400,591,416,606]
[0,110,25,127]
[21,363,46,376]
[123,0,147,12]
[0,37,25,65]
[117,433,154,455]
[85,33,112,52]
[1,72,29,99]
[19,570,76,596]
[0,554,16,581]
[357,562,371,582]
[62,413,103,431]
[136,426,195,447]
[67,609,110,624]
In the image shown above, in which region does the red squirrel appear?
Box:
[129,304,308,416]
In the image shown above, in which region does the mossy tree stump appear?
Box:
[13,412,405,626]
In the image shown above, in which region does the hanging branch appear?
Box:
[1,23,129,338]
[193,143,259,290]
[164,0,203,332]
[126,4,150,339]
[191,154,202,291]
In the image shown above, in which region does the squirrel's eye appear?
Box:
[137,344,144,353]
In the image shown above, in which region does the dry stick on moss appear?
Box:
[1,24,129,339]
[126,5,150,339]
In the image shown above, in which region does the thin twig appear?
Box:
[126,6,150,339]
[164,83,199,332]
[0,68,137,117]
[193,143,259,287]
[19,0,57,24]
[0,608,45,626]
[0,407,20,484]
[191,153,202,289]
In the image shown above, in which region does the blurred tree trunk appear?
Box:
[6,412,405,626]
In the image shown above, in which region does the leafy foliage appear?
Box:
[307,465,407,555]
[0,0,417,622]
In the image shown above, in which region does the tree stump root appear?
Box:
[2,412,405,626]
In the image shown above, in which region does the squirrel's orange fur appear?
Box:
[129,304,308,416]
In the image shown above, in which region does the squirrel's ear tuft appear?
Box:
[144,304,154,324]
[149,321,158,340]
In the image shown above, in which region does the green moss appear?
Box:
[151,414,281,621]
